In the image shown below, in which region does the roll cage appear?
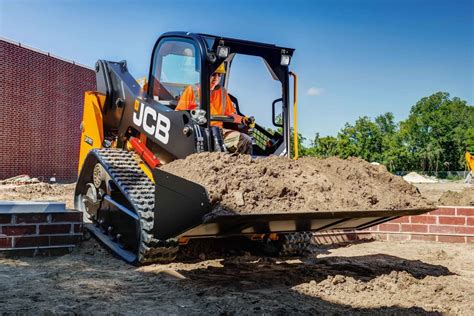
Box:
[147,32,295,156]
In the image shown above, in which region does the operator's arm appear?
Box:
[223,93,245,124]
[176,86,196,111]
[223,93,255,127]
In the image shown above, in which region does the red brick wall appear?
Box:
[312,207,474,245]
[0,38,96,182]
[367,206,474,243]
[0,211,82,253]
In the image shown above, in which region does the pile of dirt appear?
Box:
[0,183,75,209]
[0,175,40,185]
[403,172,438,184]
[438,187,474,206]
[161,153,432,216]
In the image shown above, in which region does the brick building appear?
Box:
[0,37,96,181]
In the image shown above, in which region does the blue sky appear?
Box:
[1,0,472,143]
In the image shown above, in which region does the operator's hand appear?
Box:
[242,116,256,128]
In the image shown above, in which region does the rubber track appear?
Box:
[279,232,314,256]
[94,148,179,264]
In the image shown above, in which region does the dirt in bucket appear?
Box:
[160,153,432,216]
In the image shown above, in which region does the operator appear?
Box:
[176,63,253,154]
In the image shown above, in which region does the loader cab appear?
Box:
[147,32,294,156]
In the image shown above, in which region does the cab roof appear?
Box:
[161,31,295,56]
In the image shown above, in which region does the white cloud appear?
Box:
[306,87,324,96]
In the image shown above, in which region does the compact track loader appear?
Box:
[75,32,432,264]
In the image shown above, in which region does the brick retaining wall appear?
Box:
[312,206,474,245]
[366,206,474,243]
[0,202,82,255]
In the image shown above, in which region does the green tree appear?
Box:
[375,112,396,134]
[302,92,472,173]
[465,128,474,153]
[336,116,384,162]
[307,113,395,164]
[308,133,338,157]
[399,92,473,171]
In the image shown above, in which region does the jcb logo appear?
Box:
[132,101,170,145]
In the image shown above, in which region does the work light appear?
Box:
[281,54,291,66]
[217,46,229,58]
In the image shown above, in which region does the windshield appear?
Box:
[150,39,201,108]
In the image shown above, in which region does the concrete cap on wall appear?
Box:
[0,201,66,213]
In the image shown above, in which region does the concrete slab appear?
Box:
[0,201,66,213]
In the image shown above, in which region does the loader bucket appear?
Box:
[152,169,434,240]
[152,169,212,240]
[179,208,433,238]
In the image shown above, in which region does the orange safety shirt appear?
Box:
[176,85,237,127]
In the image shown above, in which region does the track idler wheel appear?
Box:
[260,232,315,257]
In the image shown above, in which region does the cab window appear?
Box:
[150,39,201,108]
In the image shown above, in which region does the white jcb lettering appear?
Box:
[155,114,170,144]
[132,102,171,145]
[132,102,144,126]
[143,106,157,135]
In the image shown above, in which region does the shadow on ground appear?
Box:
[149,252,449,315]
[0,238,453,315]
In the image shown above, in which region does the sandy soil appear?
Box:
[0,167,472,314]
[0,238,472,315]
[414,181,472,205]
[161,153,431,216]
[0,178,468,212]
[438,187,474,206]
[0,183,75,209]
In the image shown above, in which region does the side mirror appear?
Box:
[272,98,283,127]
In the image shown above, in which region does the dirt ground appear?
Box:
[415,181,473,202]
[415,181,472,205]
[0,172,473,314]
[0,183,75,209]
[0,238,472,315]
